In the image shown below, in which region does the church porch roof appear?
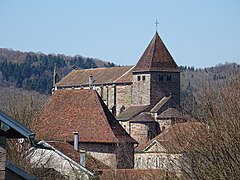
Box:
[116,105,149,121]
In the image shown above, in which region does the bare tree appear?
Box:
[180,73,240,179]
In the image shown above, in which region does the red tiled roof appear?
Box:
[34,89,136,144]
[133,32,180,72]
[136,122,207,153]
[56,66,133,86]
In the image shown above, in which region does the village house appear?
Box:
[134,122,206,178]
[34,89,137,170]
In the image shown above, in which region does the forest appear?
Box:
[0,48,114,94]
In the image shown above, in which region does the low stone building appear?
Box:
[34,89,137,169]
[134,122,206,178]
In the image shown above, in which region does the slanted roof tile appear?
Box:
[56,66,133,87]
[133,32,180,72]
[34,89,136,144]
[116,105,149,120]
[136,122,206,153]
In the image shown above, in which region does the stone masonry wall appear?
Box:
[116,85,132,116]
[132,73,151,105]
[150,72,180,106]
[79,143,117,168]
[73,83,131,117]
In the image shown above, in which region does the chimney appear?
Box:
[89,74,93,88]
[73,132,79,151]
[80,149,86,167]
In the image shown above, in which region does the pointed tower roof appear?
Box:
[133,32,180,72]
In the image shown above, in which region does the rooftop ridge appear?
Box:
[113,66,135,83]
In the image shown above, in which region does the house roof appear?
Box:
[130,112,155,122]
[29,141,94,177]
[0,110,34,138]
[116,105,149,120]
[56,66,133,87]
[34,89,136,144]
[150,95,173,113]
[157,108,190,119]
[6,160,38,180]
[132,32,180,72]
[136,122,207,153]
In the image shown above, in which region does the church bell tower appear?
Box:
[132,32,180,106]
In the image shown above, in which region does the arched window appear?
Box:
[136,157,142,169]
[159,75,163,81]
[167,75,172,81]
[147,157,152,168]
[137,76,141,81]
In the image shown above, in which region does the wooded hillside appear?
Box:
[0,48,115,94]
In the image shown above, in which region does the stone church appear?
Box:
[55,31,188,146]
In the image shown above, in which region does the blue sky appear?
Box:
[0,0,239,68]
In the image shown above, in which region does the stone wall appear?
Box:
[67,83,132,117]
[80,143,117,168]
[132,73,151,105]
[116,85,132,116]
[130,122,160,146]
[119,121,130,134]
[156,119,172,132]
[80,142,134,169]
[134,151,183,176]
[150,72,180,106]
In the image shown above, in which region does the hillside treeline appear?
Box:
[0,50,114,94]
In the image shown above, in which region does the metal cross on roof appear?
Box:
[155,19,159,31]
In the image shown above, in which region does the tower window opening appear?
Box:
[159,75,163,81]
[167,75,172,81]
[137,76,141,81]
[142,76,146,81]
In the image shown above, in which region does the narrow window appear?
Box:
[147,157,152,168]
[159,158,167,169]
[167,75,172,81]
[156,157,160,168]
[159,75,163,81]
[120,106,125,113]
[136,157,142,169]
[142,76,146,81]
[137,76,141,81]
